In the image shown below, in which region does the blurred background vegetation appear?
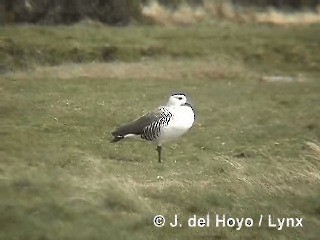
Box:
[1,0,320,72]
[1,0,319,25]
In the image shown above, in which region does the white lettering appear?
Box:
[227,218,235,227]
[215,214,225,227]
[277,218,285,230]
[235,218,243,230]
[188,215,210,227]
[188,215,197,227]
[295,218,303,227]
[268,215,277,228]
[245,218,253,227]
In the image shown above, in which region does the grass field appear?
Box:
[1,20,320,240]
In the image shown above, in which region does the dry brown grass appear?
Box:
[142,0,320,26]
[255,9,320,25]
[142,1,206,26]
[4,59,253,81]
[305,142,320,161]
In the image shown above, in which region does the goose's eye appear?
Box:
[178,97,183,100]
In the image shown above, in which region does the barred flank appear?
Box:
[141,107,172,141]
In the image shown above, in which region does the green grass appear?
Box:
[1,21,320,73]
[1,21,320,240]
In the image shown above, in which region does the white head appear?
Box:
[166,93,188,107]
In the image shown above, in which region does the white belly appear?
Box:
[157,106,194,144]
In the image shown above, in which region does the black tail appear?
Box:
[111,116,148,143]
[111,135,124,142]
[111,131,125,143]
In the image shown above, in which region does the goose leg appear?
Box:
[156,145,162,163]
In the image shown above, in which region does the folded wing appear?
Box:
[111,108,164,142]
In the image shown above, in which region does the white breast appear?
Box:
[157,105,194,144]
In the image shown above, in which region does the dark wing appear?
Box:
[111,108,163,142]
